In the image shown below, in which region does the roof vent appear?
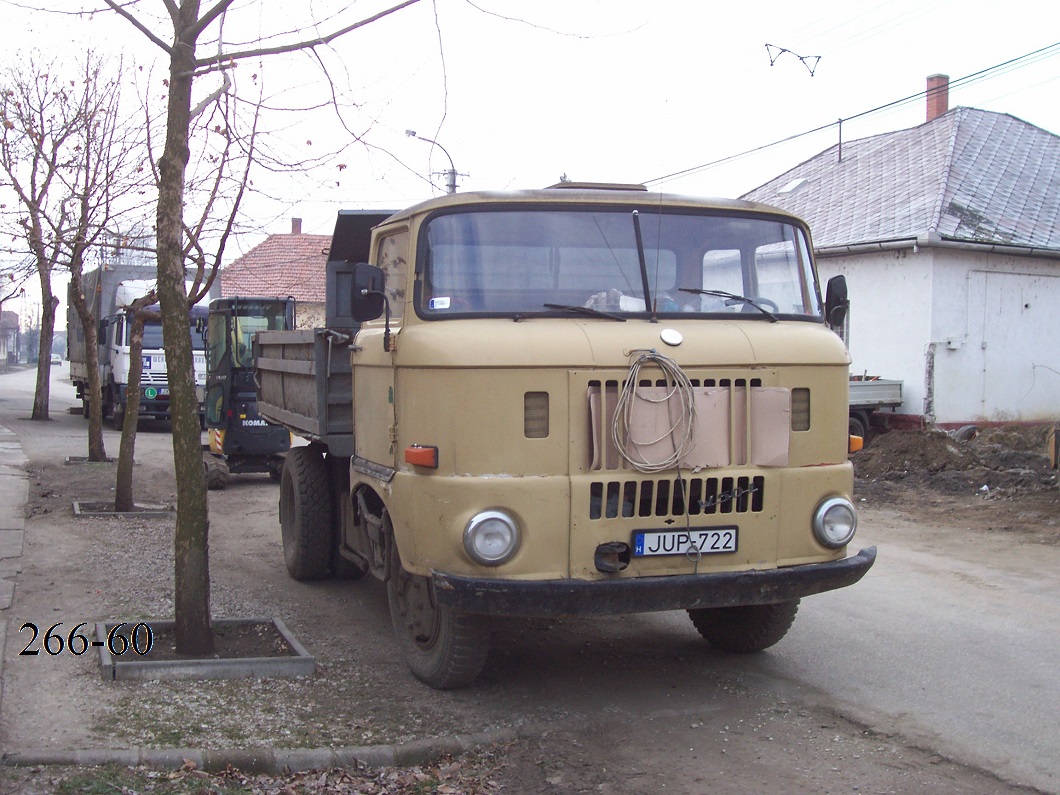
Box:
[778,177,808,196]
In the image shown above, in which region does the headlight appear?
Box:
[463,510,520,566]
[812,496,858,549]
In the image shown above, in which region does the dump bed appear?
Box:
[252,210,392,458]
[254,327,355,456]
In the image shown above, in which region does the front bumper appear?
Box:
[433,546,876,617]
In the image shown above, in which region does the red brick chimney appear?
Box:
[926,74,949,122]
[291,218,302,235]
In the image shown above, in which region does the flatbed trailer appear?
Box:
[849,376,903,438]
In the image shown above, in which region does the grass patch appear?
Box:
[51,764,248,794]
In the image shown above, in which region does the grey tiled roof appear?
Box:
[741,107,1060,252]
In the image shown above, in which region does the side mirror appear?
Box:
[824,275,849,330]
[350,262,386,322]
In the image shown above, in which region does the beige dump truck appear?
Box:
[254,184,876,689]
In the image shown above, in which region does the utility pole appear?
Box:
[406,130,466,194]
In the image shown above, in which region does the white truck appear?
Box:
[68,264,214,427]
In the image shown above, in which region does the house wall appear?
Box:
[817,249,933,419]
[295,302,325,330]
[819,247,1060,426]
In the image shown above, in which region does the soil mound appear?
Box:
[853,424,1057,497]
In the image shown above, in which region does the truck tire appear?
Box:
[387,537,490,689]
[111,400,125,431]
[848,411,869,441]
[687,599,799,653]
[279,446,333,581]
[203,453,229,491]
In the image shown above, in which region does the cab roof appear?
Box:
[376,184,807,228]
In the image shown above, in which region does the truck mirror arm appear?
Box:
[360,289,392,352]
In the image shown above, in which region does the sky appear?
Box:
[1,0,1059,310]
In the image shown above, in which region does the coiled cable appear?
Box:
[612,349,697,473]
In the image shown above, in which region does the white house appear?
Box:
[742,76,1060,428]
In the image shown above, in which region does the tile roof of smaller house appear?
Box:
[741,107,1060,252]
[220,232,331,301]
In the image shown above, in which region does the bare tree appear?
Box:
[1,52,149,455]
[89,0,424,655]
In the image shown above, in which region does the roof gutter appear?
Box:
[816,232,1060,262]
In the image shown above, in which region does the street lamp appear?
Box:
[405,130,464,194]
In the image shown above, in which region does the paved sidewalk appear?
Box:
[0,421,28,737]
[0,421,27,601]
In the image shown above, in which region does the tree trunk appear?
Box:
[67,267,107,462]
[114,310,147,512]
[30,288,57,420]
[161,8,213,656]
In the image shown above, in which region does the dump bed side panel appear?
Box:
[848,378,903,408]
[254,328,354,456]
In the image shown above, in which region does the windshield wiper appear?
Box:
[678,288,778,322]
[632,211,656,323]
[542,303,627,321]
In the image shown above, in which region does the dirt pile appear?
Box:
[853,424,1057,497]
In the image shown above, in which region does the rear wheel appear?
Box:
[687,599,799,652]
[279,446,333,580]
[387,535,489,689]
[848,411,869,441]
[111,399,125,431]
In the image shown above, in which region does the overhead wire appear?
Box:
[643,40,1060,188]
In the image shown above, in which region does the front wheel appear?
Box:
[387,538,489,689]
[279,446,333,580]
[687,599,799,652]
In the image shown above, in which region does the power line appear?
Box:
[644,40,1060,188]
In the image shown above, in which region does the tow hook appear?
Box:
[595,542,631,573]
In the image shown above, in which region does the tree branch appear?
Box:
[101,0,176,55]
[194,0,423,69]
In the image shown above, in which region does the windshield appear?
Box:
[135,313,207,351]
[418,208,819,319]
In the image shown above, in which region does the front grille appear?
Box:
[589,475,765,520]
[586,375,791,472]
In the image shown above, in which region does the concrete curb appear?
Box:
[2,728,523,774]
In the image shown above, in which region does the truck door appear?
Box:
[204,308,232,429]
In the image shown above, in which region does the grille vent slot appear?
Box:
[589,475,765,520]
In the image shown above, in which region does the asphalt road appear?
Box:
[2,363,1058,792]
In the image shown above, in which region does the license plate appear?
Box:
[632,527,738,557]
